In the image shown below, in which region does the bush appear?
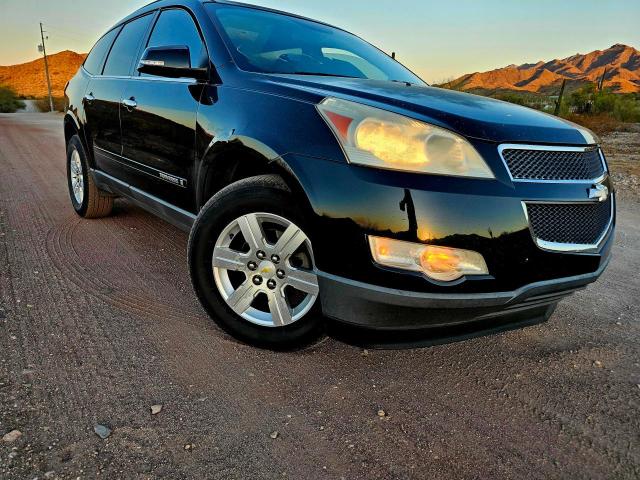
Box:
[613,95,640,123]
[491,92,551,111]
[593,92,617,114]
[568,84,595,113]
[0,86,25,113]
[566,84,640,122]
[494,93,527,106]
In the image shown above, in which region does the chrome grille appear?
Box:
[526,196,613,248]
[500,146,605,181]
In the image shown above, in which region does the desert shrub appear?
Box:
[0,86,25,113]
[567,84,640,122]
[491,92,551,111]
[568,84,595,113]
[613,95,640,123]
[593,91,617,114]
[494,93,527,106]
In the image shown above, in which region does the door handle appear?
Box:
[84,93,95,103]
[122,97,137,110]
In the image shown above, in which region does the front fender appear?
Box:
[194,84,347,209]
[195,84,347,161]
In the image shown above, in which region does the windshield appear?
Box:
[206,4,424,84]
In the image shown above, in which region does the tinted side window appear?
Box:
[83,28,120,75]
[146,9,205,68]
[103,14,153,77]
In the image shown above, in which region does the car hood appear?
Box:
[257,75,596,145]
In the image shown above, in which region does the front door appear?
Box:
[120,8,208,213]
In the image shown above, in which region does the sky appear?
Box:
[1,0,639,83]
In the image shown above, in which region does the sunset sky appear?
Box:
[1,0,639,83]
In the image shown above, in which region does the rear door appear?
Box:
[120,8,208,212]
[82,27,122,158]
[88,13,155,181]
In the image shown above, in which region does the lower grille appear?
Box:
[526,197,613,247]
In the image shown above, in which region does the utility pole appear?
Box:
[39,22,54,112]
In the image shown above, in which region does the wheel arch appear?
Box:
[63,113,79,143]
[63,112,93,167]
[196,138,314,217]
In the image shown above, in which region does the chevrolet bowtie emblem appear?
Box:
[588,184,609,202]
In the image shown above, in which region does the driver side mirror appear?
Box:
[137,46,208,80]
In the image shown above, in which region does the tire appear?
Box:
[67,134,113,218]
[188,175,325,350]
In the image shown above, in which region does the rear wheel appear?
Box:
[66,134,113,218]
[188,175,324,350]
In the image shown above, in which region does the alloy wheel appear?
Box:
[69,148,84,205]
[212,213,319,328]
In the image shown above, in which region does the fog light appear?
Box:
[368,236,489,282]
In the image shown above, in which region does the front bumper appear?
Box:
[317,253,610,330]
[282,142,614,332]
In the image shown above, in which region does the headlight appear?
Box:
[318,97,494,178]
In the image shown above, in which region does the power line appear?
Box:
[44,23,104,39]
[43,27,89,42]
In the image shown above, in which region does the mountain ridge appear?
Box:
[443,44,640,94]
[0,50,86,98]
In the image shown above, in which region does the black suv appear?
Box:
[64,0,614,349]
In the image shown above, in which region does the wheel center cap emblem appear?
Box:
[258,261,276,278]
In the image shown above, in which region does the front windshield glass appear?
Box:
[206,4,424,84]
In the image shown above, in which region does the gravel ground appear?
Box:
[601,123,640,196]
[15,101,39,114]
[0,113,639,480]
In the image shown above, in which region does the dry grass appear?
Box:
[563,113,629,136]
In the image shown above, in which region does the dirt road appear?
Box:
[1,113,639,479]
[16,101,39,114]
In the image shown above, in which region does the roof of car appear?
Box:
[119,0,346,33]
[211,1,344,29]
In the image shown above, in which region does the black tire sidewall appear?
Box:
[66,135,89,216]
[188,180,324,350]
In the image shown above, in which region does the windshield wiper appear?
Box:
[390,79,414,86]
[288,72,361,79]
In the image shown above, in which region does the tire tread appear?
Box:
[83,169,114,218]
[67,135,114,218]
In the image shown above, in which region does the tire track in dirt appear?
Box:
[0,116,211,477]
[0,115,203,327]
[44,217,206,328]
[0,115,153,402]
[2,115,206,328]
